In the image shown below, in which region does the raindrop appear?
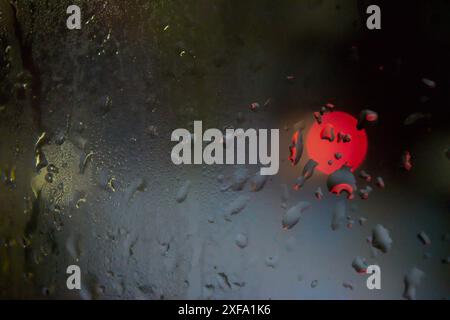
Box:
[176,180,191,203]
[235,233,248,249]
[230,167,249,191]
[417,231,431,246]
[265,256,278,268]
[343,281,354,290]
[403,267,424,300]
[45,172,54,183]
[331,200,347,231]
[250,172,268,192]
[372,224,392,253]
[352,256,368,273]
[223,195,249,221]
[282,202,311,230]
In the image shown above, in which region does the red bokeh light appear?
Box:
[305,111,368,174]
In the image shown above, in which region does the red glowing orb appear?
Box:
[305,111,368,174]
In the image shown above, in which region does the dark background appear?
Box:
[0,0,449,299]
